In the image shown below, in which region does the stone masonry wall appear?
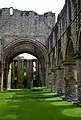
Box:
[47,0,81,101]
[0,8,55,46]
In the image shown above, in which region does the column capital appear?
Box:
[73,52,81,59]
[62,60,76,66]
[55,65,63,70]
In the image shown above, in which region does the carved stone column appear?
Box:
[7,64,11,90]
[3,68,8,90]
[63,61,77,101]
[47,72,52,91]
[74,53,81,102]
[55,65,64,96]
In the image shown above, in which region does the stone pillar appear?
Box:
[29,60,33,89]
[39,63,42,87]
[63,61,77,101]
[3,69,8,90]
[45,63,48,87]
[51,69,56,92]
[76,58,81,102]
[48,72,52,91]
[55,66,64,96]
[51,71,55,92]
[42,66,46,86]
[47,61,52,90]
[11,61,15,89]
[7,64,11,90]
[30,60,33,89]
[17,59,24,89]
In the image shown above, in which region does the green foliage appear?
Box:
[15,56,24,59]
[24,72,27,77]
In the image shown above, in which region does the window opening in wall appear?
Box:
[33,61,36,72]
[0,10,2,16]
[10,7,13,16]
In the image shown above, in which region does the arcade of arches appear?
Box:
[0,0,81,102]
[8,57,43,89]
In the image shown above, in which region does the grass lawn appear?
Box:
[0,88,81,120]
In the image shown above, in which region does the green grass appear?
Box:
[0,88,81,120]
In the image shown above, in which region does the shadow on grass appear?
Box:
[0,90,81,120]
[4,90,55,100]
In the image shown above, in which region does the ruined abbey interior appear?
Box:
[10,58,42,89]
[0,0,81,102]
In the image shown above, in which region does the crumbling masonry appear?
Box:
[0,0,81,102]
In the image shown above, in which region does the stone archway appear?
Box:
[64,39,77,101]
[3,38,48,89]
[65,40,74,61]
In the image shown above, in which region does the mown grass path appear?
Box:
[0,89,81,120]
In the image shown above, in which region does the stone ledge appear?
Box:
[55,65,64,70]
[62,61,76,66]
[73,53,81,59]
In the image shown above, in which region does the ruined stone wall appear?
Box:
[0,0,81,102]
[0,8,55,46]
[0,8,55,89]
[48,0,81,101]
[11,58,43,89]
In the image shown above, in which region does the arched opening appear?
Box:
[7,53,43,89]
[3,39,47,90]
[58,51,63,66]
[65,39,77,101]
[65,39,74,61]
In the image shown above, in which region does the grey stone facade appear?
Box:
[48,0,81,102]
[0,8,55,46]
[0,0,81,102]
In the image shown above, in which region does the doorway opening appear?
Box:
[7,53,43,89]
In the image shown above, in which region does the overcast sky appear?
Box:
[0,0,65,59]
[0,0,65,16]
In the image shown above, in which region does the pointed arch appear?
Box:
[65,39,74,61]
[58,51,63,66]
[3,38,48,89]
[52,47,56,68]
